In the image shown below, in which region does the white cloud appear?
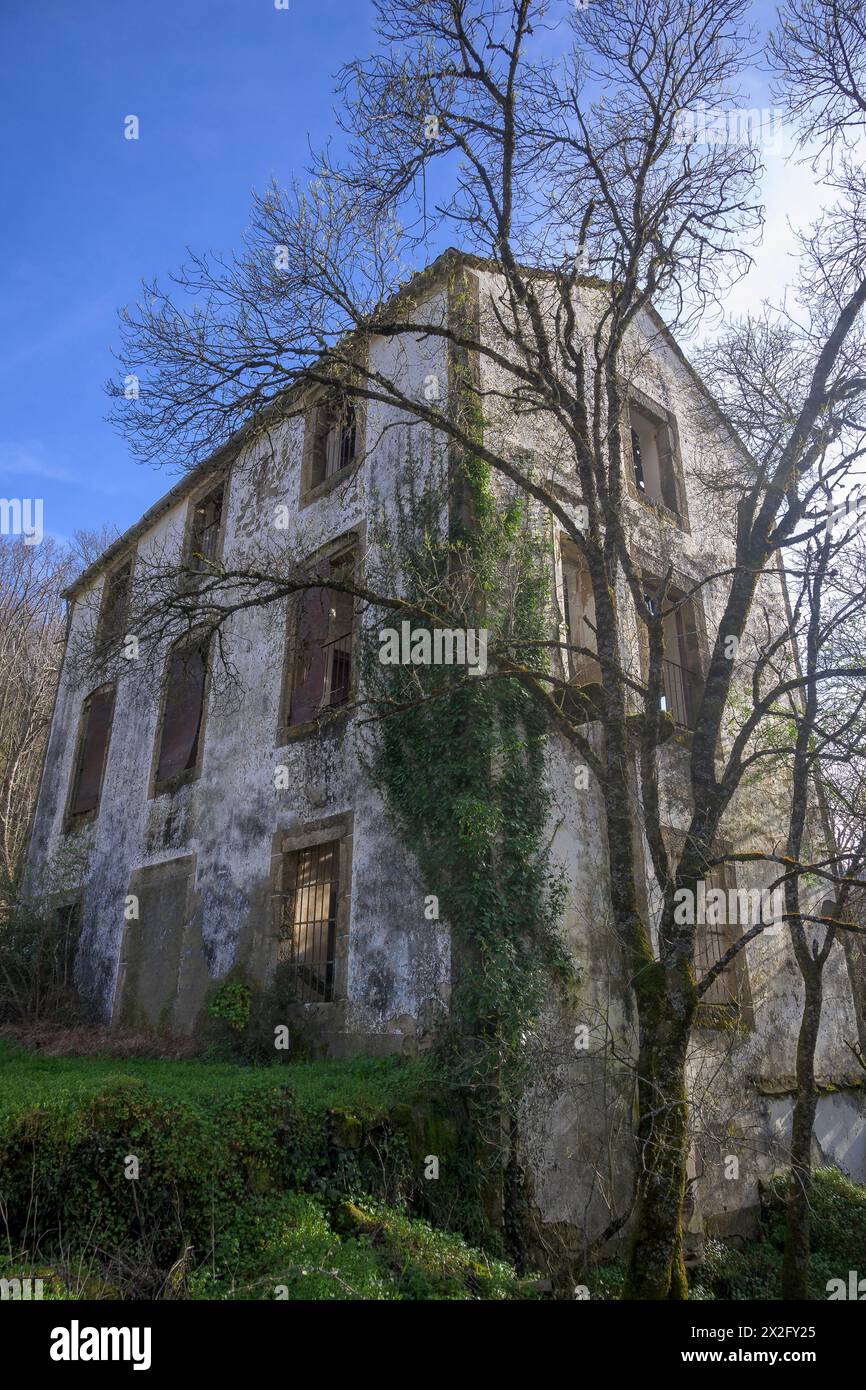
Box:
[0,440,74,483]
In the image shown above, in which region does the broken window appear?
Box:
[97,559,132,648]
[644,584,703,728]
[308,392,357,491]
[561,552,601,685]
[279,840,340,1002]
[68,684,115,820]
[154,639,208,791]
[630,404,680,515]
[187,483,224,574]
[286,546,355,727]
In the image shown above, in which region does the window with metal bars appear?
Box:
[693,865,743,1010]
[278,841,339,1002]
[662,833,747,1013]
[67,684,115,821]
[310,394,357,490]
[643,583,704,729]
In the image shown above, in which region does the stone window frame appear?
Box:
[269,812,353,1019]
[660,827,755,1031]
[63,681,117,832]
[148,631,213,799]
[556,533,602,687]
[634,557,710,731]
[95,552,136,654]
[112,853,197,1028]
[298,352,368,511]
[180,469,232,580]
[276,526,364,745]
[624,386,691,534]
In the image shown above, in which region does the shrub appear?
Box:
[188,1192,533,1301]
[0,1052,493,1295]
[760,1166,866,1298]
[0,898,84,1025]
[689,1168,866,1301]
[203,966,301,1061]
[207,979,252,1034]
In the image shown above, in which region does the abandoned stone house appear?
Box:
[25,251,866,1246]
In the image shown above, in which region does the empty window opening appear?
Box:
[279,841,339,1003]
[187,483,224,573]
[561,553,601,685]
[310,394,357,490]
[68,685,115,820]
[287,546,355,727]
[155,640,208,790]
[630,405,679,514]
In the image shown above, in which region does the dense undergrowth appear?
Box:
[3,1039,863,1300]
[0,1040,530,1300]
[582,1168,866,1301]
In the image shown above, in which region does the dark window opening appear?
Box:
[630,405,679,514]
[188,484,224,573]
[68,685,115,819]
[97,560,132,648]
[287,547,355,727]
[155,640,208,790]
[631,427,646,493]
[279,841,339,1002]
[310,394,357,490]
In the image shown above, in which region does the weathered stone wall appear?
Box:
[25,263,865,1249]
[469,266,866,1241]
[26,302,453,1048]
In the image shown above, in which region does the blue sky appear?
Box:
[0,0,377,546]
[0,0,801,550]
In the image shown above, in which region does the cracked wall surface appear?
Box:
[25,264,865,1241]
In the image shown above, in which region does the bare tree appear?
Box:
[0,540,73,889]
[773,528,866,1300]
[101,0,866,1297]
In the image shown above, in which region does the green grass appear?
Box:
[0,1039,514,1298]
[0,1038,440,1123]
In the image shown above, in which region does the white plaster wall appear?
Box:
[26,264,865,1238]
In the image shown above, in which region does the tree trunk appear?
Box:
[781,968,822,1300]
[623,990,692,1299]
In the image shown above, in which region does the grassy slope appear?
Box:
[0,1041,531,1300]
[0,1039,438,1120]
